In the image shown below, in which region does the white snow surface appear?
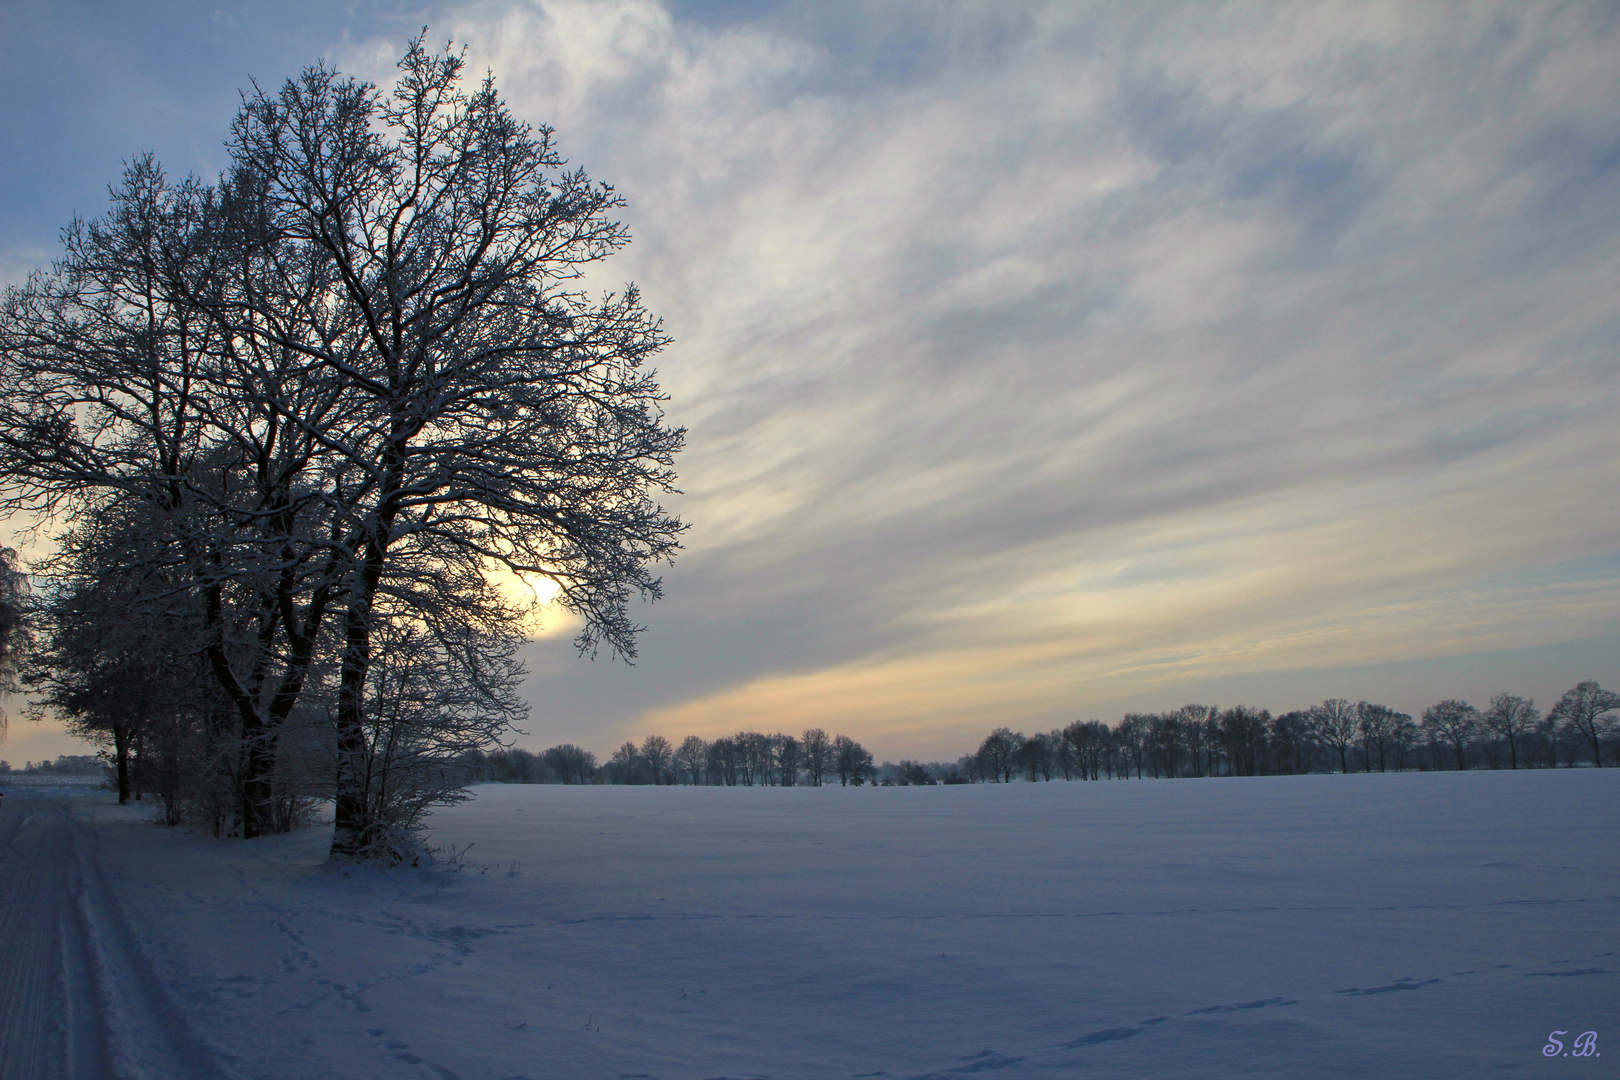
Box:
[38,771,1620,1078]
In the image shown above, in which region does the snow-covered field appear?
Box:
[0,774,108,787]
[5,771,1616,1079]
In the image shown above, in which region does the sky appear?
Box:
[2,1,1617,765]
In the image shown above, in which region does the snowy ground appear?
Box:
[0,774,108,788]
[2,771,1615,1079]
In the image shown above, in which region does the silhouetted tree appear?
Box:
[1219,706,1270,776]
[833,734,875,786]
[542,744,597,784]
[1479,694,1537,770]
[707,736,740,786]
[342,605,527,849]
[1051,728,1078,780]
[1148,712,1185,778]
[976,728,1021,783]
[1078,720,1109,779]
[732,731,771,785]
[1093,721,1116,779]
[1530,713,1565,768]
[23,504,265,826]
[774,733,801,787]
[1116,715,1150,778]
[1199,709,1222,777]
[1310,699,1358,774]
[1422,700,1479,770]
[674,735,707,785]
[1355,702,1409,773]
[898,760,936,785]
[801,727,832,787]
[0,39,684,858]
[24,519,183,806]
[1547,681,1619,767]
[606,741,644,784]
[471,748,547,783]
[1269,710,1316,775]
[1019,731,1056,781]
[1179,706,1210,777]
[1388,711,1419,772]
[641,734,673,785]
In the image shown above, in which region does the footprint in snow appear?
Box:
[1335,978,1440,995]
[1186,997,1295,1015]
[1063,1027,1142,1046]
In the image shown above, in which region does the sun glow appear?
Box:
[486,565,580,638]
[521,574,562,607]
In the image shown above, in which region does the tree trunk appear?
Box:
[132,726,144,800]
[113,724,130,804]
[329,501,398,859]
[239,726,278,838]
[330,595,380,859]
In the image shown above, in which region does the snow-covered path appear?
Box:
[0,790,108,1080]
[9,771,1618,1078]
[0,787,226,1080]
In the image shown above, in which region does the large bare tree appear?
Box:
[0,38,685,857]
[22,507,211,811]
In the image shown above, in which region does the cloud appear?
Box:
[9,1,1617,757]
[438,1,1618,755]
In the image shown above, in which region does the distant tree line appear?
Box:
[464,728,878,787]
[0,754,108,777]
[956,683,1619,782]
[474,681,1617,789]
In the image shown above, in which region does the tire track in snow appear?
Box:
[60,870,115,1080]
[71,812,234,1079]
[0,797,70,1080]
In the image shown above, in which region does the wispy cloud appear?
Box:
[5,1,1617,758]
[445,1,1619,753]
